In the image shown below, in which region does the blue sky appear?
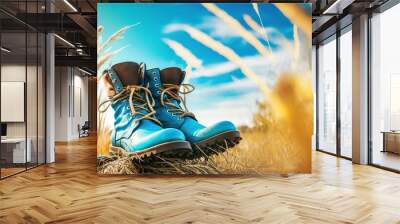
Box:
[98,3,311,126]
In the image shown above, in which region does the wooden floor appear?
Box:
[1,136,400,223]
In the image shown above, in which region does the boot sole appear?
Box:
[192,130,242,159]
[110,140,193,161]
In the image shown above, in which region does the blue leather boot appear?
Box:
[144,66,241,158]
[99,62,192,160]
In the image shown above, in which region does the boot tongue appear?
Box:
[160,67,185,85]
[111,62,142,86]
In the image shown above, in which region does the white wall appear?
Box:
[71,72,89,138]
[54,66,69,141]
[54,67,89,141]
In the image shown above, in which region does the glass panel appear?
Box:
[1,28,27,178]
[371,4,400,171]
[0,0,46,178]
[318,38,337,154]
[340,29,352,158]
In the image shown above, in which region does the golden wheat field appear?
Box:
[96,3,313,175]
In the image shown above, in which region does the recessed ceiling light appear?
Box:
[63,0,78,12]
[54,34,75,48]
[322,0,353,15]
[78,67,93,76]
[1,47,11,53]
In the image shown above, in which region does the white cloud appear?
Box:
[191,75,265,96]
[190,90,263,127]
[197,16,240,40]
[189,50,298,82]
[163,23,188,33]
[164,18,283,43]
[197,16,284,42]
[186,76,266,127]
[191,54,272,78]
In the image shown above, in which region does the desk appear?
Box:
[382,131,400,154]
[1,138,31,163]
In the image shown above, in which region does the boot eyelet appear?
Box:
[157,90,161,94]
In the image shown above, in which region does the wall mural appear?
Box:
[97,3,313,175]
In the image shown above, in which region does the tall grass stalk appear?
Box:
[97,46,127,71]
[98,23,139,54]
[162,38,202,83]
[250,4,273,53]
[201,3,274,61]
[97,26,104,49]
[292,25,300,71]
[273,3,311,39]
[242,14,274,60]
[163,38,202,69]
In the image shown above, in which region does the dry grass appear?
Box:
[97,156,137,175]
[162,38,202,83]
[214,74,313,174]
[98,155,220,175]
[243,14,273,55]
[273,3,312,39]
[163,38,202,69]
[97,112,112,157]
[98,23,139,54]
[202,3,273,60]
[97,25,136,74]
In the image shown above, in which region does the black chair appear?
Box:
[78,121,90,138]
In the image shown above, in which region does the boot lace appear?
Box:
[160,83,195,118]
[99,85,162,126]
